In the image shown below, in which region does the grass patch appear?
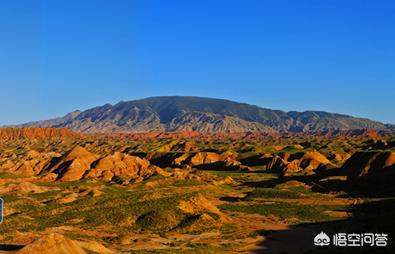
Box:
[0,193,21,203]
[136,209,181,231]
[245,188,302,200]
[37,179,104,189]
[204,170,276,182]
[28,190,61,200]
[0,183,203,234]
[220,202,347,223]
[0,172,23,179]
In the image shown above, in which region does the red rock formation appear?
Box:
[85,152,167,182]
[93,131,276,142]
[342,152,395,181]
[190,152,223,166]
[14,233,87,254]
[266,150,333,173]
[32,146,167,183]
[332,152,352,162]
[8,151,60,176]
[266,155,288,172]
[298,151,333,170]
[0,128,81,141]
[45,146,99,181]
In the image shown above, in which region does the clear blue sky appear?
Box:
[0,0,394,125]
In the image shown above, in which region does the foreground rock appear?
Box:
[12,233,86,254]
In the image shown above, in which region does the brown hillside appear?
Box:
[45,146,99,181]
[85,152,166,182]
[266,151,333,174]
[342,152,395,183]
[8,151,60,176]
[12,233,86,254]
[0,128,81,141]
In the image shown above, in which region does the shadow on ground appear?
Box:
[254,198,395,254]
[0,244,24,251]
[245,169,395,254]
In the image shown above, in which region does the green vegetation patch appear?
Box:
[245,188,302,200]
[0,172,23,179]
[136,209,180,231]
[220,202,347,223]
[0,181,209,235]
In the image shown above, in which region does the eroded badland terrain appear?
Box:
[0,128,395,253]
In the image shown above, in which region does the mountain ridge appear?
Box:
[19,96,387,133]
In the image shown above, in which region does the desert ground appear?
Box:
[0,128,394,253]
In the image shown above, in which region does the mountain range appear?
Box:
[19,96,388,133]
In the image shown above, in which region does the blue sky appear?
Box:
[0,0,394,125]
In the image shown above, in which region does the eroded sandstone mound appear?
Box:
[8,151,60,177]
[13,233,86,254]
[342,152,395,183]
[266,150,333,174]
[332,151,352,163]
[0,182,55,195]
[2,145,167,183]
[177,193,229,230]
[296,151,334,170]
[85,152,167,182]
[45,146,99,181]
[173,151,248,171]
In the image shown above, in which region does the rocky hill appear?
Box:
[20,96,386,133]
[0,127,81,140]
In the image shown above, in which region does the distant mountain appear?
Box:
[20,96,387,133]
[386,124,395,132]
